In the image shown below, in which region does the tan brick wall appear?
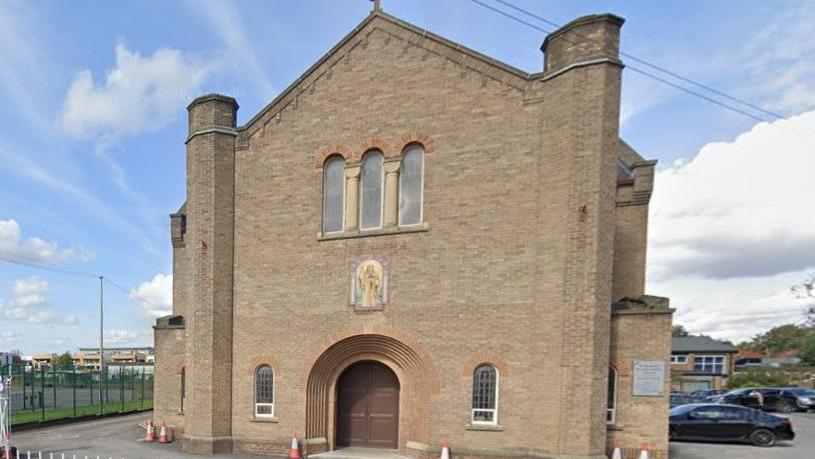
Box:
[153,326,185,430]
[157,11,671,459]
[608,310,672,459]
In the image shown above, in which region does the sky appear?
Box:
[0,0,813,354]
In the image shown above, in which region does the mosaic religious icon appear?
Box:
[350,255,389,311]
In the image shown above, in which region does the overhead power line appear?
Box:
[464,0,779,123]
[0,250,99,279]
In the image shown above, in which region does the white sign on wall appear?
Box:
[632,360,665,397]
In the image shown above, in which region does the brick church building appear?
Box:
[154,5,673,459]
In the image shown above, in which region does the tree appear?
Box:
[798,331,815,364]
[51,352,75,370]
[792,274,815,325]
[672,325,690,337]
[751,324,810,354]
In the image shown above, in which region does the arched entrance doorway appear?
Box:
[336,361,399,448]
[302,331,440,451]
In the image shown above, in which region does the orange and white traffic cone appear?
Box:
[610,441,623,459]
[144,420,156,442]
[158,421,170,443]
[638,443,651,459]
[440,438,450,459]
[289,433,300,459]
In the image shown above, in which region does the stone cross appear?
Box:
[372,0,382,12]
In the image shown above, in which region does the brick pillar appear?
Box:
[182,94,237,454]
[539,14,624,458]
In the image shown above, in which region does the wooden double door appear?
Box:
[335,361,400,448]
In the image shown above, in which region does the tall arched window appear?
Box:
[360,150,384,230]
[399,144,424,226]
[254,365,275,418]
[322,155,345,234]
[607,366,618,424]
[471,364,498,424]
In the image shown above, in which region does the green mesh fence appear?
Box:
[0,364,153,425]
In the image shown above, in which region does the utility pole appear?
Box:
[98,276,104,416]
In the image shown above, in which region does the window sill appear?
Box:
[607,423,624,431]
[249,416,278,423]
[466,423,503,432]
[318,223,428,240]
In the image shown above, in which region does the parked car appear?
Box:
[669,403,795,446]
[689,389,727,401]
[714,388,807,413]
[670,392,695,408]
[782,387,815,411]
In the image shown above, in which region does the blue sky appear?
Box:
[1,0,813,354]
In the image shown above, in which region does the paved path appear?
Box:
[670,412,814,459]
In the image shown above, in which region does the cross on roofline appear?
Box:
[371,0,382,12]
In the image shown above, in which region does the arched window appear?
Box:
[180,366,186,413]
[322,155,345,234]
[399,144,424,226]
[254,365,275,418]
[360,150,384,230]
[607,366,618,424]
[471,364,498,424]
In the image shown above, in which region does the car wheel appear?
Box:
[749,428,776,447]
[774,401,795,413]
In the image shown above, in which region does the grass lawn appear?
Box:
[11,399,153,425]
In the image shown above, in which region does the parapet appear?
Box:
[541,13,624,76]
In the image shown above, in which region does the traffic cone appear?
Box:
[289,433,300,459]
[611,441,623,459]
[638,443,651,459]
[440,438,450,459]
[144,420,155,442]
[158,421,170,443]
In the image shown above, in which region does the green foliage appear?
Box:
[798,331,815,364]
[51,351,75,370]
[672,325,690,337]
[750,324,812,354]
[729,370,794,389]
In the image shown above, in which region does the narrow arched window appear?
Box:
[323,155,345,234]
[607,366,618,424]
[360,150,383,230]
[472,364,498,424]
[180,366,186,413]
[399,144,424,226]
[254,365,274,418]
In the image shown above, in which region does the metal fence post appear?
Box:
[39,366,45,422]
[22,365,27,410]
[52,366,57,411]
[120,368,124,413]
[140,368,145,410]
[72,368,77,419]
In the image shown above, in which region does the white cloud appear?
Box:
[649,110,815,281]
[0,276,76,325]
[1,330,17,346]
[130,274,172,318]
[59,44,215,141]
[648,110,815,341]
[104,329,140,345]
[0,219,93,264]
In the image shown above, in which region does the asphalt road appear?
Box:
[9,411,814,458]
[670,411,815,459]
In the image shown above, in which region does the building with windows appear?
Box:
[670,336,738,392]
[153,7,673,459]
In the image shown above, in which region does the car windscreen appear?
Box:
[669,404,697,416]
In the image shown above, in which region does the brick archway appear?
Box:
[304,333,437,451]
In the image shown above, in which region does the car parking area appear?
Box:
[670,411,815,459]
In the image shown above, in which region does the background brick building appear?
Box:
[154,7,673,459]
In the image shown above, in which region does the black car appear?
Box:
[714,388,806,413]
[669,403,795,446]
[782,387,815,411]
[670,392,695,408]
[689,389,727,401]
